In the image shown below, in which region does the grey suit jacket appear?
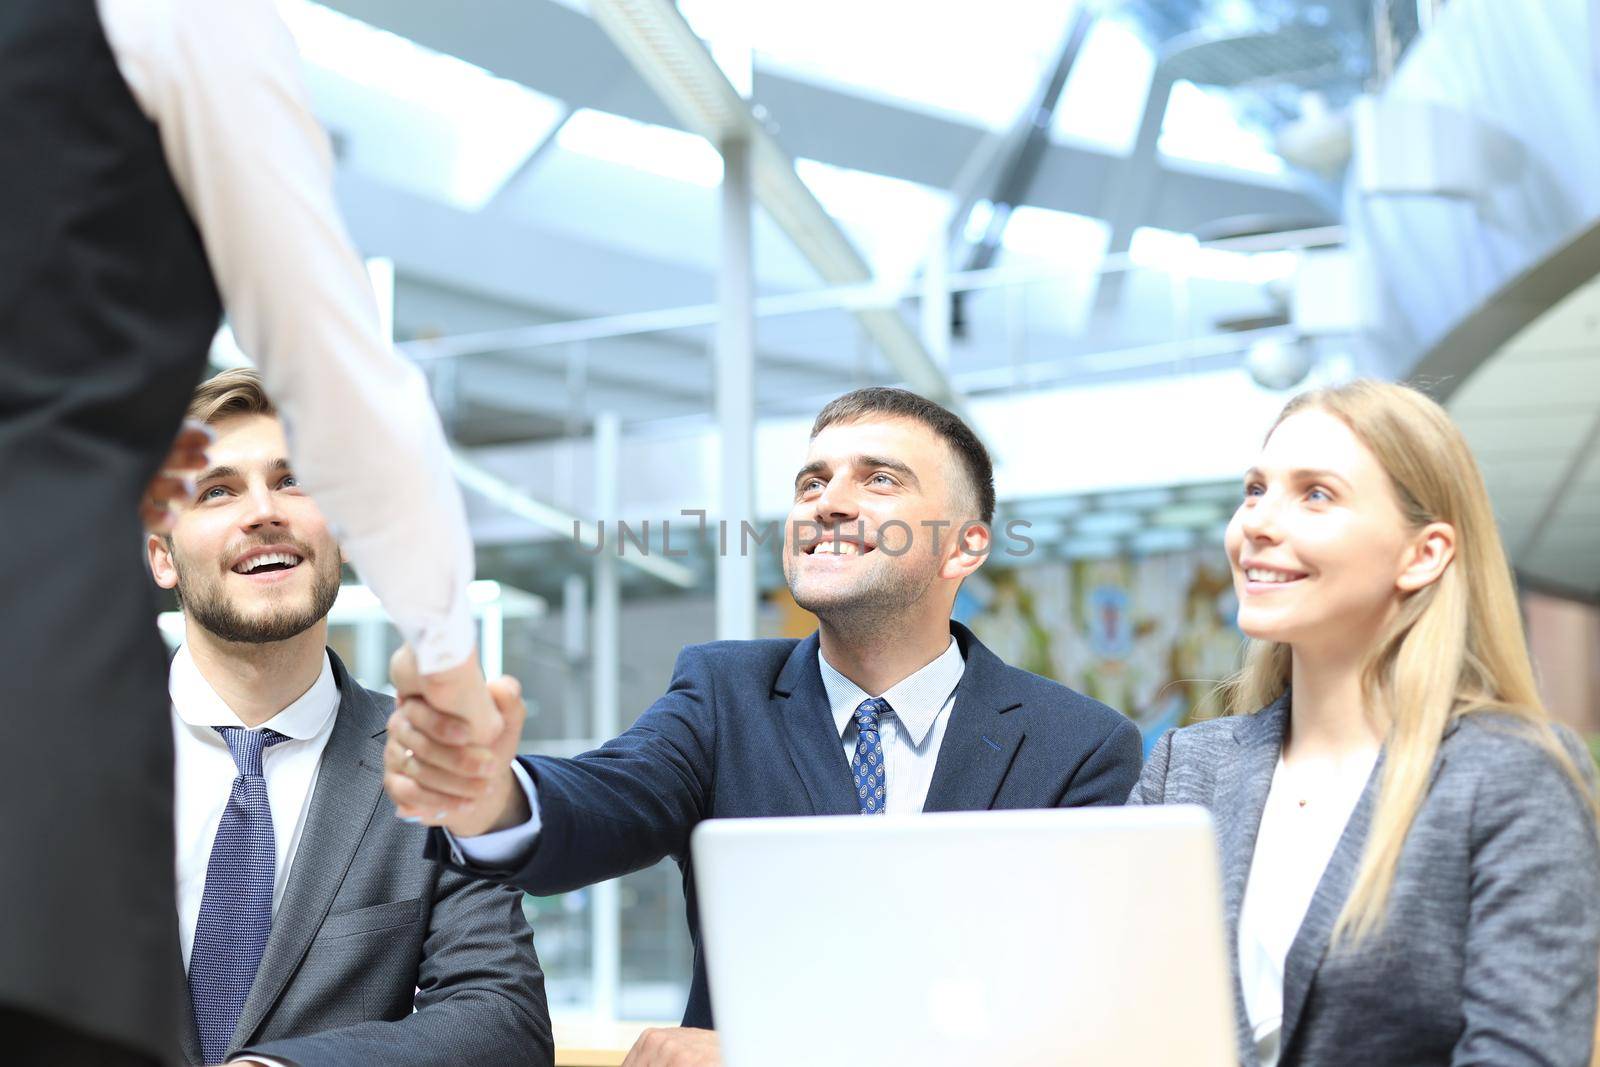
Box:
[1129,695,1600,1067]
[182,651,554,1067]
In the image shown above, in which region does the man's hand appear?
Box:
[384,672,530,837]
[141,420,213,532]
[390,644,502,746]
[621,1027,722,1067]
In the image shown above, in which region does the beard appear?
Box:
[174,541,341,644]
[785,549,938,633]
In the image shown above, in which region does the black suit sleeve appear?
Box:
[429,644,718,896]
[237,875,553,1067]
[1059,715,1144,808]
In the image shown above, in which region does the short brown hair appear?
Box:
[810,387,995,524]
[186,368,276,425]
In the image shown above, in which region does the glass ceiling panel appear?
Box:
[995,206,1111,336]
[555,109,725,188]
[1051,17,1157,156]
[1001,206,1110,264]
[679,0,1085,130]
[1158,79,1286,175]
[794,159,952,282]
[278,0,566,211]
[538,111,954,285]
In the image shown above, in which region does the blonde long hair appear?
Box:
[1223,379,1598,944]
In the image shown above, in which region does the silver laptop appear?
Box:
[691,807,1235,1067]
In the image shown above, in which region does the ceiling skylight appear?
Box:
[1000,205,1110,265]
[1051,18,1156,156]
[794,158,952,282]
[993,206,1111,336]
[678,0,1086,130]
[554,109,725,187]
[276,0,566,210]
[1158,80,1286,176]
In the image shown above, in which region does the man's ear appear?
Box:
[1396,521,1456,593]
[147,533,180,591]
[939,520,992,582]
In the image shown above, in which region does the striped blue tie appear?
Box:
[188,726,290,1065]
[851,698,889,815]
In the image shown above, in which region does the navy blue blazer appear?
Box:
[431,621,1141,1028]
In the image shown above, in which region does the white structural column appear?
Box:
[716,136,758,641]
[590,411,622,1020]
[562,573,589,741]
[587,0,957,407]
[921,234,952,369]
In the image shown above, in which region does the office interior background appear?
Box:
[172,0,1600,1026]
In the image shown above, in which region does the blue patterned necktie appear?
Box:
[851,698,890,815]
[189,726,291,1065]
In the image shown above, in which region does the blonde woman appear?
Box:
[1129,380,1600,1067]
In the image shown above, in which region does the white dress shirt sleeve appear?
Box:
[96,0,476,673]
[448,760,544,867]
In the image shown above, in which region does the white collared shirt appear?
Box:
[454,635,968,864]
[817,636,965,815]
[94,0,476,673]
[170,645,341,969]
[1236,749,1378,1067]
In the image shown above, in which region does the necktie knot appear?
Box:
[214,726,290,778]
[854,697,888,734]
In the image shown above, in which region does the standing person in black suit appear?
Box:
[0,2,505,1063]
[385,387,1145,1067]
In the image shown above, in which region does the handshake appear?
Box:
[382,645,530,838]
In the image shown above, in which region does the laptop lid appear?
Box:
[691,807,1235,1067]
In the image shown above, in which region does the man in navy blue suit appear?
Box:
[384,387,1143,1066]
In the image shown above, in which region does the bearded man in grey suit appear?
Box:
[145,370,553,1067]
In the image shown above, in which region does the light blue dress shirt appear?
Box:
[818,636,964,815]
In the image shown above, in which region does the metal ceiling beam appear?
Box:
[391,222,1348,435]
[310,0,1334,308]
[336,170,711,319]
[483,106,574,211]
[585,0,960,408]
[1409,222,1600,402]
[1093,67,1176,314]
[946,6,1095,335]
[754,67,1321,231]
[322,0,1328,232]
[337,171,866,387]
[953,7,1095,275]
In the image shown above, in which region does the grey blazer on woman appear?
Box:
[1129,696,1600,1067]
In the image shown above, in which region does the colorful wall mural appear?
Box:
[763,546,1246,755]
[959,551,1244,753]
